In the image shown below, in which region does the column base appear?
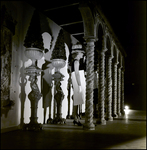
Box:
[22,123,43,131]
[112,114,118,118]
[46,117,53,124]
[106,116,113,121]
[48,117,66,124]
[83,123,95,130]
[66,115,74,119]
[96,118,106,125]
[118,112,122,117]
[121,110,125,116]
[66,115,71,119]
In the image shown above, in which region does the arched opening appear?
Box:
[97,23,104,51]
[105,36,111,78]
[118,51,121,66]
[94,23,104,71]
[113,45,117,59]
[106,36,111,54]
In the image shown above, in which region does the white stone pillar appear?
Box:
[83,37,96,130]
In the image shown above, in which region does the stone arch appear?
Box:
[122,55,125,69]
[110,41,115,57]
[95,18,105,39]
[96,23,104,51]
[118,51,122,67]
[103,28,112,51]
[113,44,118,63]
[94,23,104,71]
[106,35,111,54]
[79,2,95,37]
[105,35,111,79]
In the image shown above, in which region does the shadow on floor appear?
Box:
[1,110,146,149]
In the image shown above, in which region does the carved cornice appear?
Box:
[93,4,127,58]
[0,5,17,35]
[84,36,97,42]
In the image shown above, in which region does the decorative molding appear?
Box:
[1,5,16,116]
[0,5,17,35]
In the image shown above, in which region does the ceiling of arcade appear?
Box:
[26,0,85,43]
[25,0,126,57]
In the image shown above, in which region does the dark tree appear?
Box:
[23,9,44,50]
[51,29,67,60]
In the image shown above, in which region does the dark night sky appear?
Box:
[100,1,146,110]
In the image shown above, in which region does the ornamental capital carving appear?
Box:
[121,67,125,72]
[106,53,114,59]
[98,48,108,54]
[84,36,97,42]
[112,60,119,65]
[105,27,109,35]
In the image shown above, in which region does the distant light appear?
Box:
[124,105,130,116]
[132,83,135,85]
[125,106,129,110]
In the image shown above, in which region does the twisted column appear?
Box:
[121,68,125,115]
[96,50,107,125]
[112,61,119,118]
[83,37,96,130]
[105,55,113,121]
[117,66,122,116]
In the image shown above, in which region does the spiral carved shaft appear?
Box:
[121,69,125,114]
[106,56,113,120]
[97,51,106,124]
[85,40,95,127]
[113,63,118,117]
[117,67,122,116]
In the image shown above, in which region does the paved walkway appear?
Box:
[1,110,146,149]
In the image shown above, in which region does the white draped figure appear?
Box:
[71,43,86,126]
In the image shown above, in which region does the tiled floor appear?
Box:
[1,110,146,149]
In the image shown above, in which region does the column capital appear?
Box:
[106,53,114,59]
[113,61,119,66]
[84,36,98,42]
[112,57,119,65]
[98,48,108,54]
[121,67,125,72]
[118,63,122,69]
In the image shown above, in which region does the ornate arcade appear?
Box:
[22,1,126,131]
